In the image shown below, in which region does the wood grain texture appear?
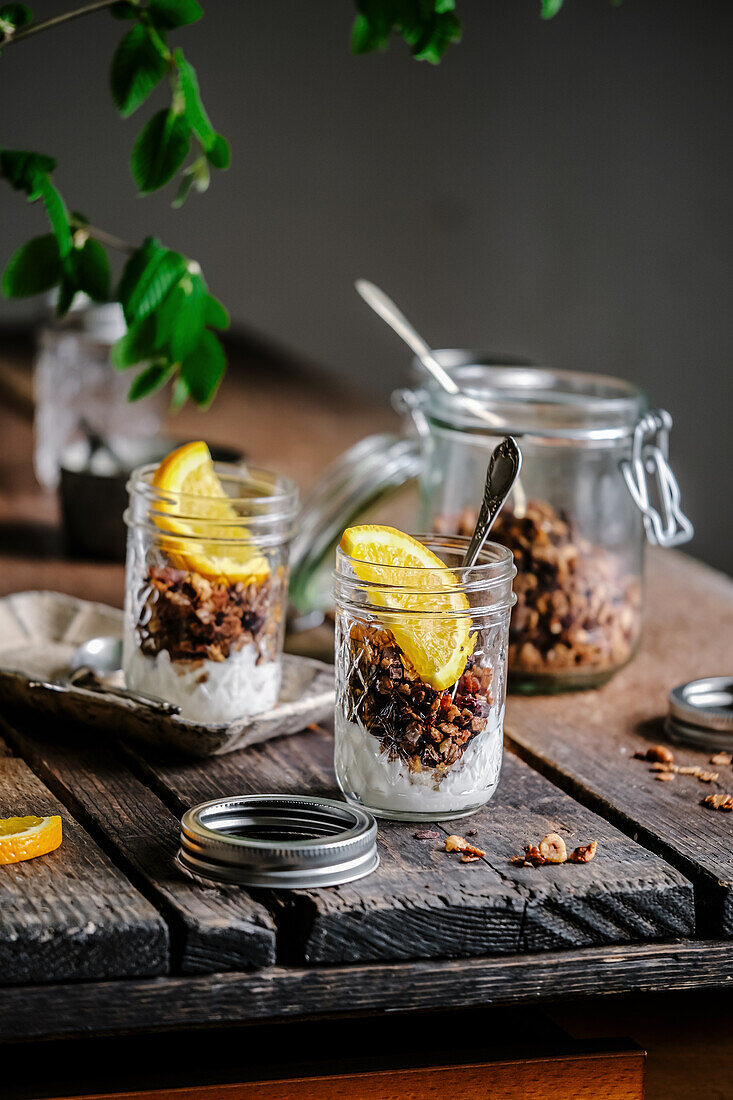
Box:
[124,724,693,965]
[506,550,733,935]
[51,1051,645,1100]
[0,750,168,984]
[1,717,277,972]
[2,938,732,1042]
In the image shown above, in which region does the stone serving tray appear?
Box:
[0,591,335,757]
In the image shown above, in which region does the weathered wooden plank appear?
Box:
[2,938,733,1042]
[126,724,694,965]
[505,550,733,935]
[1,717,277,972]
[0,745,168,984]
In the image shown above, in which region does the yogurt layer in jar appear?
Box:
[333,527,515,821]
[124,442,298,725]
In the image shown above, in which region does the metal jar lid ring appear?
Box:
[666,677,733,751]
[177,794,379,889]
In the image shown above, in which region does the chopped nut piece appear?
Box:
[697,771,718,784]
[509,854,526,865]
[460,853,482,864]
[655,772,675,782]
[703,793,733,812]
[637,744,675,764]
[414,829,440,840]
[465,829,478,837]
[711,752,733,767]
[539,832,568,864]
[568,841,598,863]
[650,762,719,782]
[523,844,546,866]
[445,834,486,857]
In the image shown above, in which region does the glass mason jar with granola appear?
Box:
[333,525,516,820]
[396,357,693,693]
[124,442,299,724]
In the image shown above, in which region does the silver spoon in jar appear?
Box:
[354,279,527,516]
[450,436,522,700]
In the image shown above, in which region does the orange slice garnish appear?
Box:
[151,441,269,583]
[340,524,475,690]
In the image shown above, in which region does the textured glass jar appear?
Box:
[398,357,692,694]
[333,535,516,821]
[124,463,298,724]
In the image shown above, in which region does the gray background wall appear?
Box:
[1,0,731,570]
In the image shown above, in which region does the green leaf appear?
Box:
[540,0,564,16]
[1,234,60,297]
[180,329,225,408]
[206,133,230,170]
[130,109,191,194]
[171,168,196,209]
[36,175,71,257]
[75,237,110,302]
[155,273,205,360]
[128,360,174,401]
[351,13,387,54]
[174,48,217,151]
[203,293,229,330]
[117,236,164,320]
[111,24,168,118]
[148,0,202,30]
[411,12,461,63]
[0,149,55,194]
[132,248,188,319]
[170,374,189,411]
[0,4,32,30]
[111,313,158,369]
[351,1,462,62]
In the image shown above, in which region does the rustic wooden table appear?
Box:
[1,336,732,1099]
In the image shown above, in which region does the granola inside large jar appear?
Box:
[124,444,298,724]
[333,529,516,821]
[399,358,692,693]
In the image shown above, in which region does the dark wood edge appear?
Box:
[3,938,733,1043]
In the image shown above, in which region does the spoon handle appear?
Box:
[462,436,522,569]
[354,280,460,395]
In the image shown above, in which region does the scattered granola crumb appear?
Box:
[655,772,675,782]
[509,854,526,865]
[445,834,486,857]
[465,828,478,837]
[711,752,733,767]
[568,840,598,863]
[703,793,733,812]
[460,853,482,864]
[635,744,674,764]
[523,843,546,866]
[539,832,567,864]
[414,829,440,840]
[649,762,718,783]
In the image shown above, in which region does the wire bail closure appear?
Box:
[621,409,694,548]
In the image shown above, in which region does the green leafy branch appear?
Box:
[0,0,230,407]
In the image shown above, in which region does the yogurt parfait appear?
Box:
[333,525,516,820]
[124,442,298,724]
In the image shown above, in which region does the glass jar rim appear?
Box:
[334,533,516,612]
[127,461,299,513]
[409,355,648,441]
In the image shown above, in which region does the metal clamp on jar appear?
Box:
[396,354,693,693]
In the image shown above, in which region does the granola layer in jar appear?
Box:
[124,444,298,724]
[333,530,516,821]
[437,500,643,690]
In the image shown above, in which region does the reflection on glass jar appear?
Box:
[399,356,693,693]
[332,536,516,821]
[124,461,299,724]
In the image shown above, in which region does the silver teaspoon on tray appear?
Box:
[29,635,181,715]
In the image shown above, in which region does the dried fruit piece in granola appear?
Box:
[414,829,440,840]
